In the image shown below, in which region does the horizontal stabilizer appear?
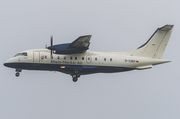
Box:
[136,65,152,70]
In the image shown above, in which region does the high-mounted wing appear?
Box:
[48,35,92,54]
[69,35,91,50]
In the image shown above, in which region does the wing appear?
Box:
[69,35,91,50]
[48,35,92,54]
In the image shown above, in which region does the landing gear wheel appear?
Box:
[15,72,20,77]
[72,70,81,82]
[73,77,78,82]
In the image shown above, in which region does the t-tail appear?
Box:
[137,24,173,59]
[122,25,173,69]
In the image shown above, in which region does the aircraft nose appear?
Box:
[4,62,10,67]
[4,58,13,68]
[4,63,7,67]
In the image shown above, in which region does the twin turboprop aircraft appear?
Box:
[4,25,173,82]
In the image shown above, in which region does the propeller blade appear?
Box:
[51,36,53,47]
[51,36,53,57]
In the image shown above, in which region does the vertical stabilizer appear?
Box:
[137,25,173,59]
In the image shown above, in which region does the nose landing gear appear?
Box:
[15,68,22,77]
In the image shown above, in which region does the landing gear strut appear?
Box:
[72,70,81,82]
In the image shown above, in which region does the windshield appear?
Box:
[14,52,28,57]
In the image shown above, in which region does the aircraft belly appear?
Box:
[5,62,135,75]
[80,66,134,75]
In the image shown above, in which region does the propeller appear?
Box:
[51,36,53,57]
[46,36,53,59]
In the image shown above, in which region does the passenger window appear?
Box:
[104,58,106,61]
[82,57,84,60]
[45,56,47,59]
[70,57,72,60]
[95,58,97,61]
[64,56,66,60]
[110,58,112,61]
[57,56,60,59]
[75,57,77,60]
[88,57,90,60]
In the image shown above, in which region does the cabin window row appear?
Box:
[44,56,84,60]
[44,56,112,62]
[94,58,113,61]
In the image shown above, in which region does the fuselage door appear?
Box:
[33,52,40,66]
[86,56,92,64]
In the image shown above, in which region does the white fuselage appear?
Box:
[4,49,170,75]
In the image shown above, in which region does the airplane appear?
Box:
[4,25,173,82]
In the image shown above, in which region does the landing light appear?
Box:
[61,66,65,68]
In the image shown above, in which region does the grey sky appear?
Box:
[0,0,180,119]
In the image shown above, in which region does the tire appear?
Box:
[15,72,20,77]
[72,77,78,82]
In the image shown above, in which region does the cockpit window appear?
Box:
[14,53,21,57]
[14,52,28,57]
[22,52,27,56]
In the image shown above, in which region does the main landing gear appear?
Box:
[15,72,20,77]
[72,75,78,82]
[15,68,22,77]
[72,74,80,82]
[72,70,80,82]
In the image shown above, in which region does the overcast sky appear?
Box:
[0,0,180,119]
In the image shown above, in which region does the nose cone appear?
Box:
[4,61,10,67]
[3,58,14,68]
[4,62,10,67]
[4,63,7,67]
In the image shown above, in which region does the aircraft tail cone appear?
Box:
[153,59,171,65]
